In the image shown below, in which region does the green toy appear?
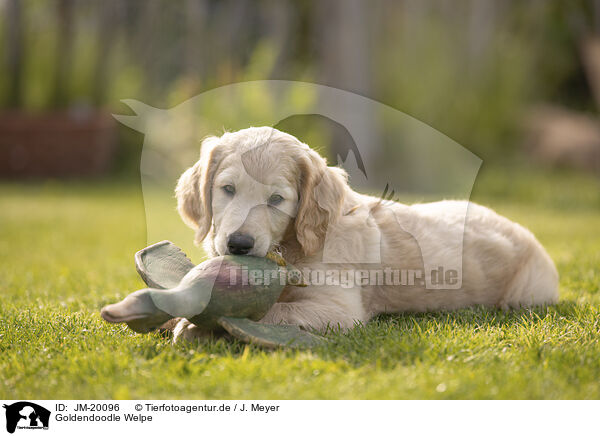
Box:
[100,241,323,348]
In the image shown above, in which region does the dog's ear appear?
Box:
[295,148,348,256]
[175,136,223,245]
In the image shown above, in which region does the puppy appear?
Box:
[172,127,558,342]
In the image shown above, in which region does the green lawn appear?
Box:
[1,166,599,399]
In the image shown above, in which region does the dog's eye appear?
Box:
[222,185,236,196]
[268,194,284,206]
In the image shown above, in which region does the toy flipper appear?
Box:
[100,289,172,333]
[217,316,325,349]
[135,240,195,289]
[149,272,213,319]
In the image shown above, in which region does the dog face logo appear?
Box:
[2,402,50,434]
[114,80,481,289]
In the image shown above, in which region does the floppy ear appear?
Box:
[295,148,348,256]
[175,136,223,245]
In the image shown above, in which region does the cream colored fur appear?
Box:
[173,127,559,341]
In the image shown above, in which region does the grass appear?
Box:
[1,165,599,399]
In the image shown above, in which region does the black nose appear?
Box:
[227,232,255,255]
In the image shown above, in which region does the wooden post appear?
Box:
[51,0,74,108]
[5,0,23,108]
[92,1,118,106]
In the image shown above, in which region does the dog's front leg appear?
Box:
[172,318,216,344]
[173,286,368,341]
[259,286,368,333]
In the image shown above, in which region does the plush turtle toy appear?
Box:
[100,241,323,348]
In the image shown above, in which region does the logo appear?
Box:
[2,402,50,433]
[115,81,481,290]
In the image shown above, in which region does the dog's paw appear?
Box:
[172,319,209,344]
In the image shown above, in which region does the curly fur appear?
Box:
[172,127,559,342]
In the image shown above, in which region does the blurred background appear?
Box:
[1,0,600,262]
[2,0,600,178]
[2,1,600,401]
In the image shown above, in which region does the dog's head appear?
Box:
[175,127,347,257]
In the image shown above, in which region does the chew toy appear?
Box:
[100,241,322,348]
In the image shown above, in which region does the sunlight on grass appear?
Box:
[1,167,599,399]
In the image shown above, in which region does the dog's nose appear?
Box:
[227,232,255,255]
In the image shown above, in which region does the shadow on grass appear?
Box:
[136,300,594,369]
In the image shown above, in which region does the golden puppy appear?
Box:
[173,127,558,341]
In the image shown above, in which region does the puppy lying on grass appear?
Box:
[172,127,558,342]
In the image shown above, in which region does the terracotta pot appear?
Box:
[0,110,117,178]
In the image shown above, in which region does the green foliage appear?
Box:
[1,167,599,399]
[1,1,596,162]
[372,2,598,160]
